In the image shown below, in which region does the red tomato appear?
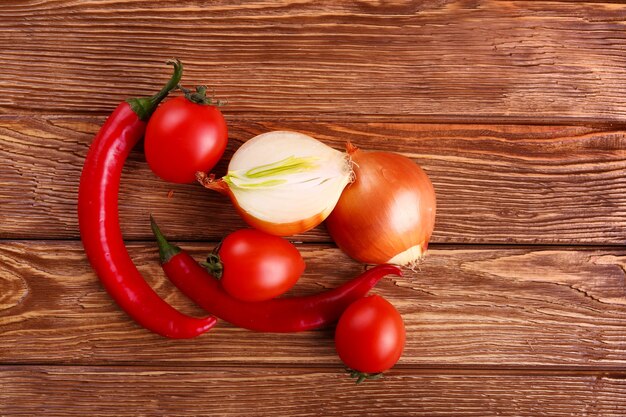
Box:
[335,295,405,373]
[145,96,228,184]
[218,229,305,302]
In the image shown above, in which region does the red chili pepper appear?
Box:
[151,218,402,333]
[78,60,216,338]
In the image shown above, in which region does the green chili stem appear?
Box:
[127,59,183,121]
[150,215,181,264]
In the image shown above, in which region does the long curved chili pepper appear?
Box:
[78,60,216,338]
[151,217,401,333]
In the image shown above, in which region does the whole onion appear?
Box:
[326,143,436,267]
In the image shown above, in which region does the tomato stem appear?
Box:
[179,84,227,107]
[346,368,384,384]
[200,253,224,279]
[126,59,183,121]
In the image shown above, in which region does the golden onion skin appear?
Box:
[229,188,331,236]
[326,147,436,266]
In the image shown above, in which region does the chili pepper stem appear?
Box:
[346,368,384,384]
[126,58,183,121]
[150,215,182,264]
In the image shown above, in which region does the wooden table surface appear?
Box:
[2,1,626,416]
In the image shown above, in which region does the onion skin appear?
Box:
[326,145,436,266]
[232,190,330,236]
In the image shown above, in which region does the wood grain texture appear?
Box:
[2,116,626,243]
[1,241,625,367]
[2,366,626,417]
[2,1,626,122]
[2,1,626,414]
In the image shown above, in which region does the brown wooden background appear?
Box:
[2,1,626,416]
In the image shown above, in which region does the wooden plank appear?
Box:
[1,366,626,417]
[1,241,625,367]
[2,117,626,243]
[1,1,626,122]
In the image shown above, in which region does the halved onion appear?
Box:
[326,143,436,268]
[198,131,352,236]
